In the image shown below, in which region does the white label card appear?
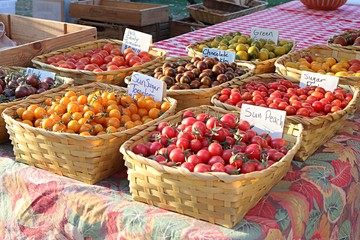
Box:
[26,68,56,81]
[128,72,166,102]
[300,71,339,92]
[121,28,152,54]
[251,27,279,44]
[202,48,235,63]
[240,104,286,138]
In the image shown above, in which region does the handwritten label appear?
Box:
[300,71,339,92]
[202,48,235,63]
[128,72,166,102]
[240,104,286,138]
[251,27,279,44]
[121,28,152,54]
[26,68,56,81]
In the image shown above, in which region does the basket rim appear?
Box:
[0,66,74,108]
[31,39,168,77]
[211,73,360,125]
[274,44,360,81]
[327,29,360,51]
[2,82,177,140]
[123,55,256,94]
[186,33,296,66]
[120,105,302,183]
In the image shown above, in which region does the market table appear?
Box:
[1,1,360,239]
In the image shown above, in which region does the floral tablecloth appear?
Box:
[1,113,360,239]
[1,1,360,239]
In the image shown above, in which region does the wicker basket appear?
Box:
[328,29,360,52]
[186,0,267,25]
[275,45,360,86]
[211,73,360,161]
[124,56,255,111]
[0,66,74,144]
[187,36,296,74]
[120,105,302,228]
[2,82,177,184]
[31,39,167,87]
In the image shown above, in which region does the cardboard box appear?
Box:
[69,0,169,27]
[76,19,170,42]
[170,17,210,37]
[0,14,97,67]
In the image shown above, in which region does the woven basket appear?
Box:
[2,82,177,184]
[0,66,74,144]
[120,105,302,228]
[186,0,267,25]
[187,36,296,74]
[275,45,360,86]
[31,39,167,87]
[124,56,255,111]
[328,29,360,51]
[211,73,360,161]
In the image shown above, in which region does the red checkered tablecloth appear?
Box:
[154,0,360,58]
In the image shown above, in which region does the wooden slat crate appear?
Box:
[0,14,97,67]
[69,0,169,27]
[76,19,170,42]
[170,17,211,37]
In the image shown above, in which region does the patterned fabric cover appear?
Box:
[1,1,360,239]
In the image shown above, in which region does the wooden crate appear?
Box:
[170,17,211,37]
[32,0,130,22]
[76,19,170,42]
[69,0,169,27]
[0,14,97,67]
[186,0,267,24]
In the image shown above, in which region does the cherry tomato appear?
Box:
[197,149,211,163]
[312,101,324,112]
[211,162,226,172]
[244,144,261,160]
[162,126,176,139]
[237,119,251,131]
[176,137,190,150]
[133,143,149,157]
[270,138,287,149]
[224,164,238,175]
[181,162,194,172]
[169,148,185,163]
[194,163,211,173]
[187,155,201,166]
[190,139,202,152]
[149,141,163,156]
[208,142,224,156]
[241,162,256,173]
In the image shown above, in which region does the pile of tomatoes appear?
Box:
[14,90,172,136]
[214,79,353,117]
[132,110,290,174]
[45,43,153,72]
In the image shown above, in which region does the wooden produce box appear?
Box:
[170,17,211,37]
[0,14,97,67]
[76,19,170,42]
[69,0,169,27]
[186,0,267,24]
